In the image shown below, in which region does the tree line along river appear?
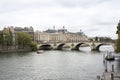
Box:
[0,45,120,80]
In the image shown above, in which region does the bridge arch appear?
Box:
[95,43,113,51]
[39,44,53,50]
[95,44,105,51]
[56,43,66,50]
[73,43,90,50]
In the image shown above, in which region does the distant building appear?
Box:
[13,26,34,40]
[58,29,67,34]
[34,31,66,43]
[34,31,50,43]
[44,29,57,33]
[65,32,88,42]
[44,26,68,34]
[49,33,66,43]
[34,27,89,43]
[58,26,68,34]
[89,37,113,42]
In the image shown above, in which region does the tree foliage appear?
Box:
[5,30,13,46]
[16,32,37,51]
[0,28,37,52]
[16,32,32,48]
[116,20,120,53]
[30,41,37,51]
[116,38,120,53]
[0,29,13,46]
[0,32,3,45]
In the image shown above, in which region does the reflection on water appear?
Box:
[100,45,114,52]
[0,45,119,80]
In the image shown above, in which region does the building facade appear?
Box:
[34,28,89,43]
[34,31,50,43]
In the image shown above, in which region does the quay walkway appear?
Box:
[97,55,120,80]
[101,72,120,80]
[97,64,120,80]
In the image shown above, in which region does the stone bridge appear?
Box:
[37,41,115,51]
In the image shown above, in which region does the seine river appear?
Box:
[0,45,120,80]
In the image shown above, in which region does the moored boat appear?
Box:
[37,50,44,54]
[105,52,115,61]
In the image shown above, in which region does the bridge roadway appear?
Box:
[37,41,115,51]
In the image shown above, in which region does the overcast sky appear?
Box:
[0,0,120,39]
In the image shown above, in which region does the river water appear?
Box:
[0,45,120,80]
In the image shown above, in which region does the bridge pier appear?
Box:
[91,48,99,51]
[90,42,100,51]
[71,48,79,51]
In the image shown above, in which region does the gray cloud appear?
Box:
[0,0,57,13]
[0,0,120,39]
[55,0,110,8]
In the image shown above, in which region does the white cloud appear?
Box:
[0,0,120,39]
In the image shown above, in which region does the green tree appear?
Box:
[116,20,120,53]
[16,32,32,49]
[30,41,37,51]
[5,29,13,46]
[117,21,120,36]
[1,28,13,49]
[116,38,120,52]
[0,32,3,45]
[16,32,37,51]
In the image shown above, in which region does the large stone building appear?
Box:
[34,31,50,43]
[49,33,66,43]
[65,32,88,42]
[34,28,89,43]
[1,26,88,45]
[34,31,66,43]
